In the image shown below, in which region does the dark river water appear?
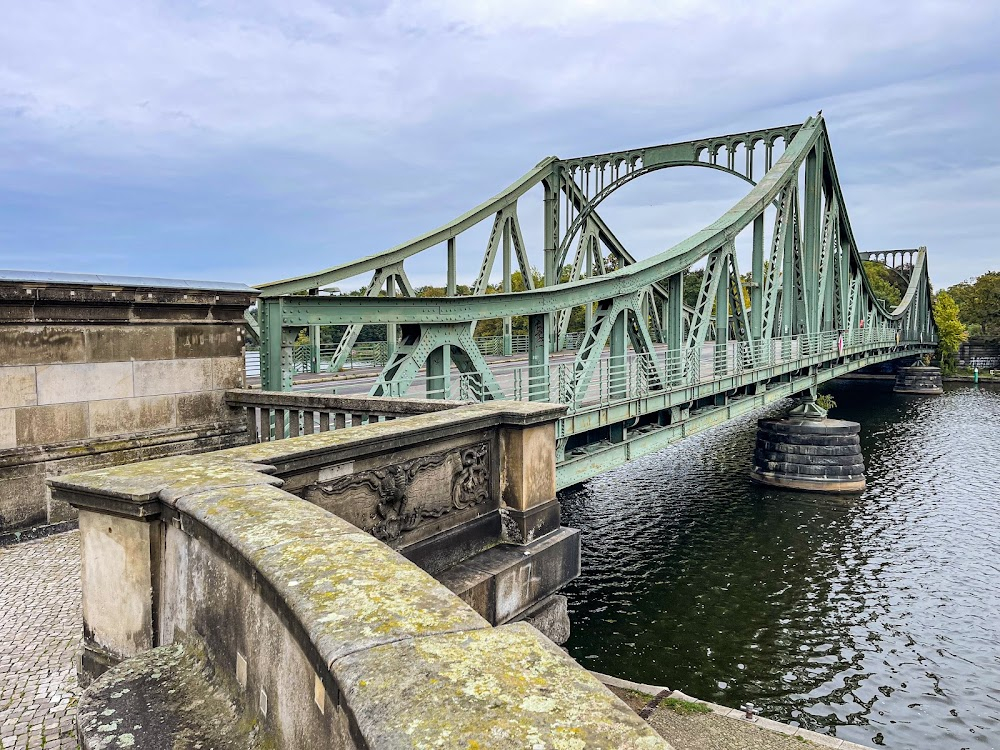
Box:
[561,380,1000,749]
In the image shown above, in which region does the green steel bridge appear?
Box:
[250,114,938,488]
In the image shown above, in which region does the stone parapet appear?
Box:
[0,271,257,531]
[52,400,661,749]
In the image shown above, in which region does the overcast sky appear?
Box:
[1,0,997,290]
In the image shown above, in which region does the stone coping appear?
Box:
[0,269,257,293]
[0,421,245,467]
[64,402,666,748]
[50,400,567,513]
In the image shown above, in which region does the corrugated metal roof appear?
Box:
[0,270,258,293]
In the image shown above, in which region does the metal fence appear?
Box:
[245,333,590,379]
[378,327,907,412]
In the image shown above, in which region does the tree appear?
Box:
[932,291,967,374]
[683,268,704,307]
[862,261,902,308]
[945,280,978,335]
[973,271,1000,337]
[945,271,1000,339]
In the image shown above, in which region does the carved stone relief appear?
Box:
[307,442,491,542]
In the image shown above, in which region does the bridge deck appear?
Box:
[272,339,817,408]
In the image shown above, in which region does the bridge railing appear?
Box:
[225,389,468,443]
[377,327,908,410]
[246,334,595,379]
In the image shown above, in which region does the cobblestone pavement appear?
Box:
[0,532,81,749]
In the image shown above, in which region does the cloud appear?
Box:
[0,0,997,287]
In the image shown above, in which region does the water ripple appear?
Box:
[561,382,1000,749]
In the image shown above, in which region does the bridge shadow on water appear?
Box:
[560,380,1000,749]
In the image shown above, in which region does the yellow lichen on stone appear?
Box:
[335,623,671,749]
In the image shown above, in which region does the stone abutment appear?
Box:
[50,400,665,748]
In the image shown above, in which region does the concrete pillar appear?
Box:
[76,508,160,685]
[894,366,943,394]
[500,420,561,544]
[751,398,865,493]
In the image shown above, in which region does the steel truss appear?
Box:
[253,114,938,478]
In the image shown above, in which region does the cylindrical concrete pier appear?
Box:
[894,366,943,394]
[751,417,866,493]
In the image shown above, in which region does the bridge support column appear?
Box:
[751,395,865,494]
[309,324,321,373]
[666,272,683,385]
[715,256,729,376]
[527,314,550,401]
[426,346,450,399]
[894,366,943,395]
[386,275,397,361]
[609,311,626,443]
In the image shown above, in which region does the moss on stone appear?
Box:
[254,532,489,662]
[335,623,670,749]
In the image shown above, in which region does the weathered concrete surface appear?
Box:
[78,511,156,668]
[0,532,81,749]
[54,399,580,640]
[500,421,557,511]
[55,402,664,749]
[336,623,666,749]
[517,593,571,645]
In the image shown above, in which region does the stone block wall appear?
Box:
[0,272,257,533]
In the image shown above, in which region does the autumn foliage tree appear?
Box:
[932,291,967,374]
[946,271,1000,338]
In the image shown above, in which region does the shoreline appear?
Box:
[591,670,876,750]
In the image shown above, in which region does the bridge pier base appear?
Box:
[894,366,943,394]
[750,400,866,493]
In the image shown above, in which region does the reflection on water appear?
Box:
[561,381,1000,749]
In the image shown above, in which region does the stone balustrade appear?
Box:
[225,388,469,442]
[50,400,664,748]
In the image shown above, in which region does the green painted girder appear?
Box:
[273,116,916,326]
[370,322,504,400]
[255,124,801,299]
[557,338,932,439]
[555,344,934,490]
[258,113,938,401]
